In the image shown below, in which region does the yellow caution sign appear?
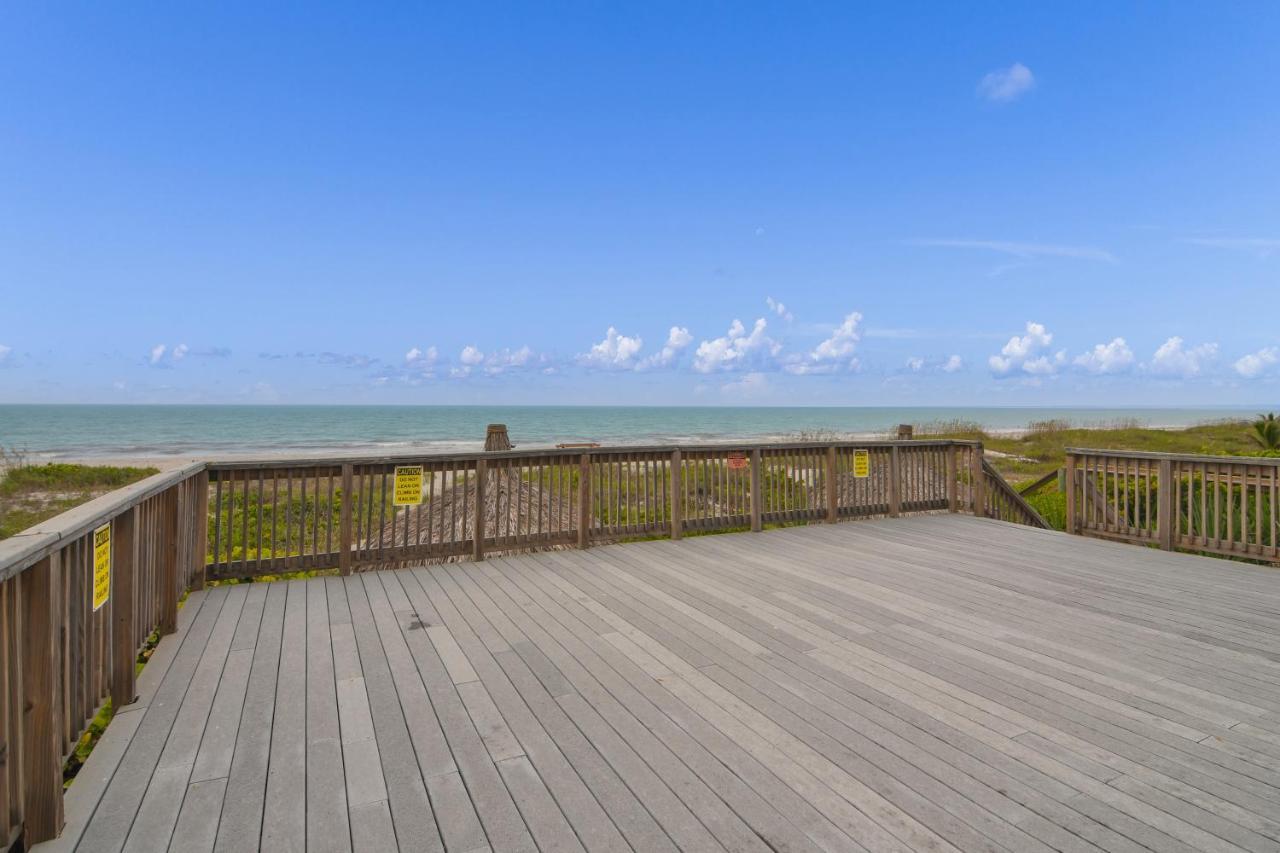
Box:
[852,449,870,479]
[93,522,111,611]
[393,465,424,506]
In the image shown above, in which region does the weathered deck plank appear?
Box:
[41,516,1280,852]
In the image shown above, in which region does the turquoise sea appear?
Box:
[0,405,1260,461]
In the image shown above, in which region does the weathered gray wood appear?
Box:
[214,580,285,853]
[168,778,224,853]
[343,574,441,852]
[74,586,228,853]
[122,584,245,852]
[256,581,306,852]
[40,516,1280,853]
[23,554,64,844]
[110,509,137,710]
[304,578,350,853]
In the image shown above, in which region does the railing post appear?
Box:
[888,446,901,517]
[339,464,354,575]
[22,553,64,843]
[1065,454,1077,534]
[1157,458,1174,550]
[111,507,138,709]
[191,469,209,590]
[670,450,683,540]
[946,445,958,513]
[474,458,488,561]
[750,449,763,532]
[970,444,985,517]
[577,454,591,549]
[825,447,838,523]
[160,486,179,635]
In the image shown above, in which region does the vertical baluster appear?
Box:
[473,459,486,561]
[327,469,336,557]
[1271,464,1278,559]
[212,471,223,572]
[577,454,591,548]
[256,471,264,564]
[1224,463,1233,548]
[270,472,279,569]
[238,472,248,574]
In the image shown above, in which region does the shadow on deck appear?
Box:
[42,515,1280,853]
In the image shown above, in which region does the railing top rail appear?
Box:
[1066,447,1280,467]
[981,459,1050,529]
[0,460,205,583]
[206,438,980,470]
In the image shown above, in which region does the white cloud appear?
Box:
[1234,347,1279,379]
[814,313,861,361]
[693,318,780,373]
[1148,337,1218,378]
[0,344,10,363]
[448,344,539,378]
[405,345,439,366]
[402,346,440,380]
[899,354,964,375]
[482,346,534,375]
[149,344,167,365]
[579,327,644,369]
[977,62,1035,102]
[1074,337,1135,375]
[989,321,1064,376]
[765,297,793,322]
[637,326,693,370]
[911,239,1115,263]
[721,372,769,397]
[172,343,189,361]
[785,312,863,375]
[1022,354,1066,375]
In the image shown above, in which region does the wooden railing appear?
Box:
[0,463,206,847]
[1066,448,1280,563]
[0,437,1054,845]
[981,459,1051,529]
[205,440,1005,577]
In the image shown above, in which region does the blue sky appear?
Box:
[2,3,1278,406]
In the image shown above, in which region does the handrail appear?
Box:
[0,463,208,846]
[205,438,979,470]
[981,459,1051,529]
[1065,448,1279,564]
[1017,469,1059,497]
[0,461,205,583]
[1065,447,1280,466]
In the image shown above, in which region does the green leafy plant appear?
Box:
[1250,412,1280,452]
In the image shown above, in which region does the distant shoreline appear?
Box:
[34,422,1229,472]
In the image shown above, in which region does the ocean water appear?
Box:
[0,404,1257,461]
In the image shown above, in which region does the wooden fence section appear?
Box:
[0,463,206,848]
[1066,448,1280,563]
[981,459,1051,529]
[205,439,1043,578]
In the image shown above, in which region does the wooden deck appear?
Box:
[40,515,1280,853]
